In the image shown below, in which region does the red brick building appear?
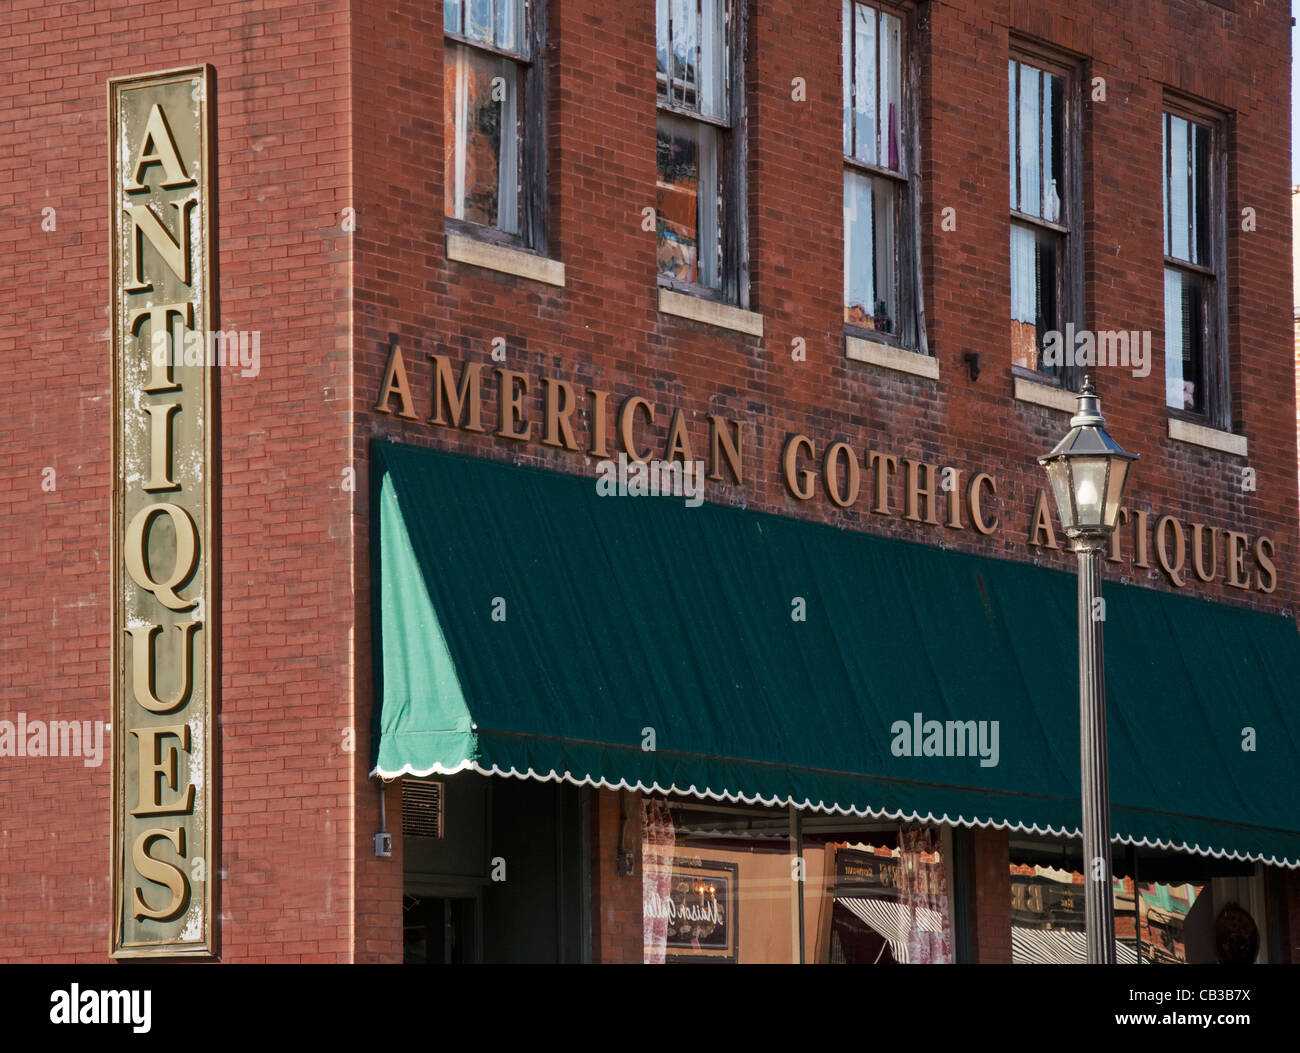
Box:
[2,0,1299,963]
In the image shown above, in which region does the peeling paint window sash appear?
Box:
[657,0,729,122]
[445,0,550,254]
[1162,106,1227,428]
[1008,50,1079,391]
[656,0,743,305]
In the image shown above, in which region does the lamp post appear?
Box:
[1037,375,1137,965]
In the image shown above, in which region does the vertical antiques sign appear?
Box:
[109,65,217,956]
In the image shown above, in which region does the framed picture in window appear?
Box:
[661,857,739,962]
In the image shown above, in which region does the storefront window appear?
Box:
[643,800,797,963]
[802,820,953,964]
[1009,835,1266,964]
[1009,857,1142,963]
[1135,879,1200,963]
[642,800,954,963]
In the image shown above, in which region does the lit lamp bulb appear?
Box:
[1076,478,1099,509]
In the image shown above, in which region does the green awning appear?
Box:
[371,439,1300,867]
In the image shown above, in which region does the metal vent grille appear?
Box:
[401,779,444,838]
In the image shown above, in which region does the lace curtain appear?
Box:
[642,799,676,964]
[898,825,954,964]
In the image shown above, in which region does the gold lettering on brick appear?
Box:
[110,65,216,957]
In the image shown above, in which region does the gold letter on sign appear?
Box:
[110,66,216,957]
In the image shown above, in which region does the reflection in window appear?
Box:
[643,800,793,964]
[1009,860,1141,963]
[1008,839,1221,964]
[643,803,954,964]
[1136,880,1201,964]
[806,825,953,964]
[656,0,731,292]
[444,0,528,236]
[656,116,718,287]
[444,46,521,232]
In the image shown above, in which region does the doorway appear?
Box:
[403,895,481,963]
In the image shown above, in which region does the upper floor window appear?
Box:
[842,2,916,348]
[1163,108,1227,423]
[656,0,746,303]
[1008,54,1079,387]
[445,0,546,249]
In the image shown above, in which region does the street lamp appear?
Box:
[1037,375,1137,965]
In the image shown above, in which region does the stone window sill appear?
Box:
[1168,416,1248,457]
[658,289,764,337]
[1013,375,1077,413]
[445,233,565,287]
[845,334,938,379]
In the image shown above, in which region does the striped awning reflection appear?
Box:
[1012,925,1141,965]
[841,897,945,965]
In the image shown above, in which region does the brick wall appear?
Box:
[0,0,357,961]
[969,827,1013,963]
[589,789,644,963]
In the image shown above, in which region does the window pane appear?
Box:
[1164,267,1205,413]
[1008,60,1018,210]
[844,170,896,332]
[657,116,719,288]
[1134,880,1203,963]
[444,45,521,234]
[1010,222,1060,375]
[1166,115,1190,260]
[671,0,699,110]
[699,0,728,121]
[496,0,521,54]
[657,0,670,98]
[1017,65,1040,216]
[1162,114,1169,255]
[466,0,493,44]
[1042,71,1062,222]
[801,822,953,964]
[445,0,462,34]
[853,3,877,164]
[880,11,901,170]
[1010,846,1139,964]
[1008,837,1261,964]
[645,802,799,964]
[1007,60,1066,220]
[1192,122,1210,266]
[842,0,853,155]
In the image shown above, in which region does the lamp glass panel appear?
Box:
[1102,457,1131,530]
[1044,459,1076,530]
[1070,456,1109,529]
